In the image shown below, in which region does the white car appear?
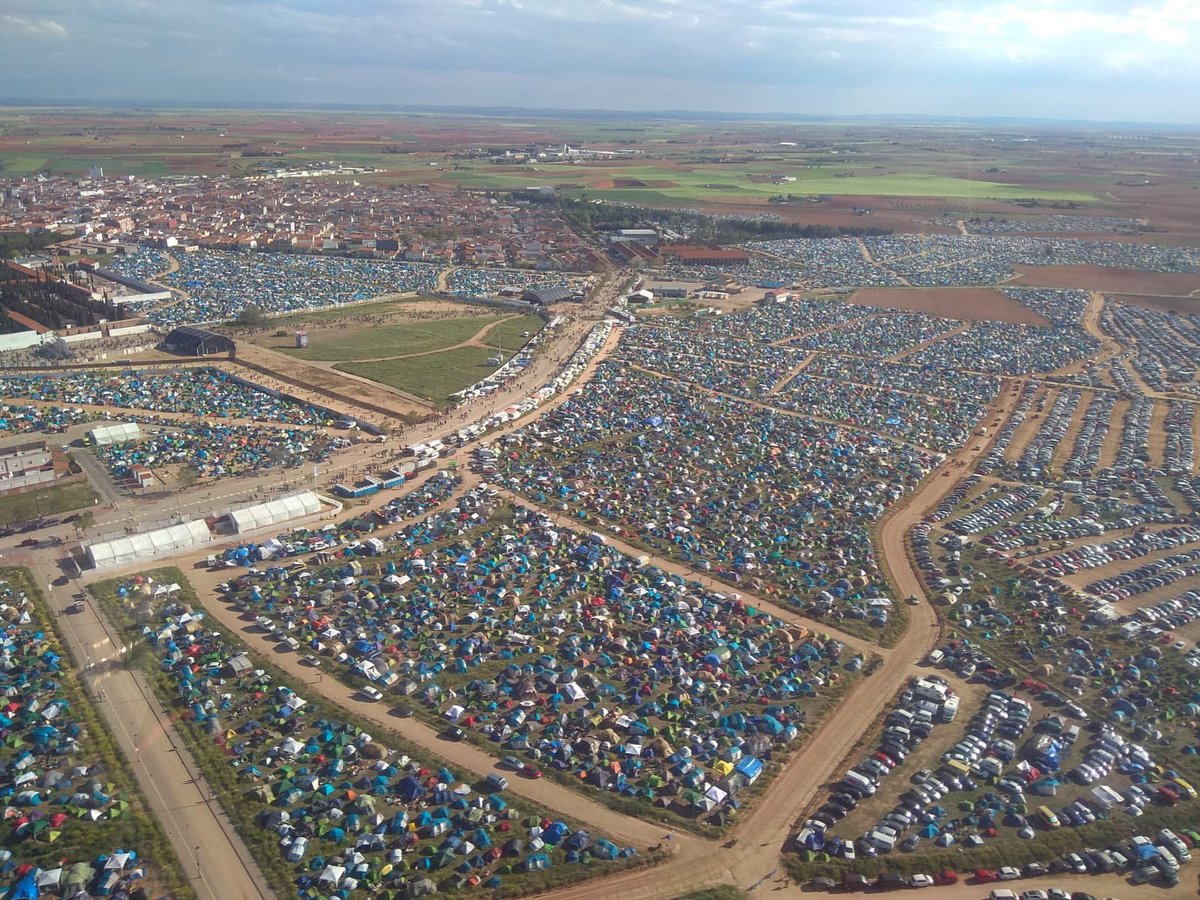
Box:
[300,655,321,667]
[910,874,934,888]
[360,686,383,702]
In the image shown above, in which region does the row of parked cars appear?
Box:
[980,825,1194,891]
[1085,546,1200,601]
[797,678,959,858]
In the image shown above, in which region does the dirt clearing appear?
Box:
[1012,264,1200,295]
[1108,292,1200,314]
[847,287,1048,324]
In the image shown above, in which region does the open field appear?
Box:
[846,287,1048,324]
[444,163,1100,203]
[338,345,508,403]
[1011,264,1200,295]
[278,313,514,361]
[0,479,97,526]
[1109,292,1200,314]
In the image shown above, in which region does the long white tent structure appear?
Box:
[87,422,142,446]
[227,492,322,534]
[86,520,212,569]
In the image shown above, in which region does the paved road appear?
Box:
[14,553,272,900]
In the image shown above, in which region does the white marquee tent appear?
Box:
[87,422,142,446]
[86,519,212,569]
[228,492,322,534]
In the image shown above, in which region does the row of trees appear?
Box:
[554,197,891,243]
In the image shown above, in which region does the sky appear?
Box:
[2,0,1200,124]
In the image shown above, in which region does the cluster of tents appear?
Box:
[115,581,635,896]
[221,501,860,819]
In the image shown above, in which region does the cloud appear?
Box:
[0,14,67,38]
[0,0,1196,123]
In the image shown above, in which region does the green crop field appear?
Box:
[0,154,49,175]
[443,163,1098,203]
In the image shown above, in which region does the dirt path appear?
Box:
[329,314,525,364]
[887,320,970,363]
[1052,388,1093,470]
[1004,385,1051,461]
[766,314,877,348]
[1148,398,1169,468]
[856,238,912,286]
[766,351,816,395]
[435,266,455,292]
[1098,396,1130,470]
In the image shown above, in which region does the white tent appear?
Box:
[85,519,211,569]
[87,422,142,446]
[228,492,322,533]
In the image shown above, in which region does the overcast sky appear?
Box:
[2,0,1199,124]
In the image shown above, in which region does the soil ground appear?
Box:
[847,288,1048,325]
[1011,264,1200,296]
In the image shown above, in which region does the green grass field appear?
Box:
[282,314,507,361]
[338,345,505,403]
[443,163,1098,202]
[482,315,544,353]
[282,313,542,363]
[0,480,97,527]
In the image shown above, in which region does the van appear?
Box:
[360,686,383,702]
[485,773,509,792]
[1158,829,1191,862]
[1063,724,1081,744]
[843,770,874,790]
[1172,777,1197,799]
[940,695,960,722]
[1037,806,1060,829]
[945,758,971,777]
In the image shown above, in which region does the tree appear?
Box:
[236,303,267,327]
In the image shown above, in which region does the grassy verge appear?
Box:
[91,567,664,899]
[0,480,97,526]
[0,567,193,898]
[677,887,746,900]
